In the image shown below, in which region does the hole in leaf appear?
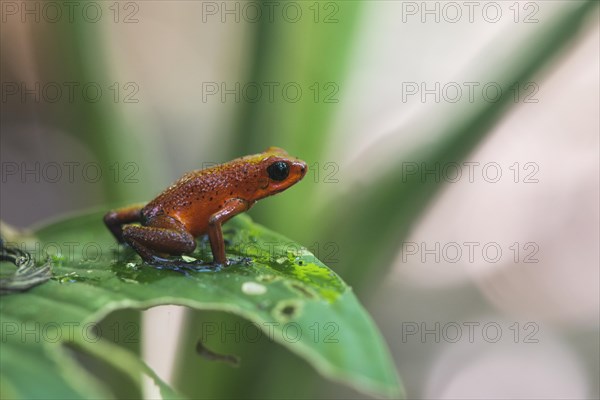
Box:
[273,299,303,321]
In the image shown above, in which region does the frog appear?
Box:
[104,147,307,268]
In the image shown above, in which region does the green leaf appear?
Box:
[0,210,402,399]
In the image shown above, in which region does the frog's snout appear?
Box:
[293,160,308,181]
[299,162,307,177]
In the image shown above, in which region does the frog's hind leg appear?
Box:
[122,215,198,268]
[104,204,145,243]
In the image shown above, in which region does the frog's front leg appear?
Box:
[207,198,249,265]
[122,215,196,265]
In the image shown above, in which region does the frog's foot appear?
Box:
[145,256,218,274]
[217,256,252,267]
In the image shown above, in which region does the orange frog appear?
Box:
[104,147,307,267]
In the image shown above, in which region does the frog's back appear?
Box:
[141,164,250,236]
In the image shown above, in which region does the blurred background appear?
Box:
[1,0,598,399]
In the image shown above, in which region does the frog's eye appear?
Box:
[267,161,289,181]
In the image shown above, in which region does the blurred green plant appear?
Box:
[324,0,599,290]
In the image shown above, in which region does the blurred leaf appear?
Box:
[29,18,166,203]
[322,0,599,289]
[0,210,402,399]
[69,336,183,400]
[0,338,111,400]
[232,1,363,235]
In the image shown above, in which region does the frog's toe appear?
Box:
[182,262,220,272]
[220,256,252,267]
[142,253,227,274]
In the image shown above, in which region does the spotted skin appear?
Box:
[104,147,307,267]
